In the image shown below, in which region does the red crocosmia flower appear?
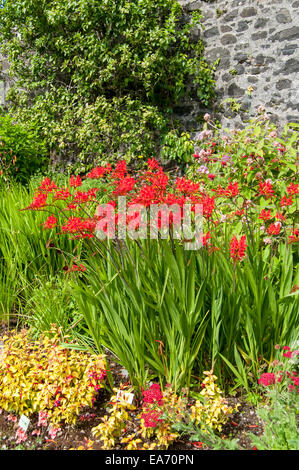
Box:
[162,193,186,207]
[70,175,82,187]
[202,231,211,246]
[286,183,299,195]
[280,195,293,207]
[229,235,247,263]
[149,169,169,194]
[275,212,286,222]
[283,350,293,358]
[66,203,78,211]
[68,264,87,272]
[131,184,158,207]
[267,222,281,236]
[39,177,57,193]
[53,188,71,200]
[112,176,136,196]
[195,194,215,218]
[288,229,299,243]
[72,190,97,204]
[43,215,57,229]
[175,177,200,196]
[111,160,127,180]
[215,181,239,198]
[258,373,276,386]
[86,164,111,179]
[61,217,97,238]
[259,209,272,221]
[208,174,216,180]
[234,209,244,217]
[293,377,299,386]
[147,158,160,170]
[258,181,275,198]
[26,192,48,210]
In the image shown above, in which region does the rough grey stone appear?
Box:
[173,105,194,115]
[204,26,220,39]
[234,52,249,63]
[250,67,262,75]
[220,25,232,33]
[251,31,268,40]
[287,102,299,111]
[281,44,298,56]
[276,79,292,90]
[279,58,299,74]
[254,18,269,29]
[221,34,237,45]
[222,9,239,22]
[271,27,299,42]
[227,83,245,98]
[255,54,265,65]
[240,7,257,18]
[276,9,292,24]
[237,21,249,32]
[235,64,245,74]
[247,76,259,83]
[222,73,234,83]
[205,47,231,69]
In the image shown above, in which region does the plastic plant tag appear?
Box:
[18,414,30,432]
[116,390,134,405]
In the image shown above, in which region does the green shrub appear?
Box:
[0,0,215,167]
[0,114,48,183]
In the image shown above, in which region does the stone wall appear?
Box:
[178,0,299,130]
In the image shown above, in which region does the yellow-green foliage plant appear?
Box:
[0,329,107,426]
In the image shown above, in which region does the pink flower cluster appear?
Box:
[258,345,299,393]
[140,383,164,428]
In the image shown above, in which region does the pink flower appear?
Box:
[48,427,60,439]
[15,427,28,444]
[38,410,48,427]
[258,373,276,386]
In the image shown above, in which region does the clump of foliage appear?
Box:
[138,374,236,449]
[0,114,48,183]
[92,374,236,450]
[0,329,107,426]
[250,343,299,450]
[0,0,215,167]
[92,388,137,450]
[160,130,195,166]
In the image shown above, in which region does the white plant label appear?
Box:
[18,414,30,432]
[116,390,134,405]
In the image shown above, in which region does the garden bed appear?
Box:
[0,338,262,451]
